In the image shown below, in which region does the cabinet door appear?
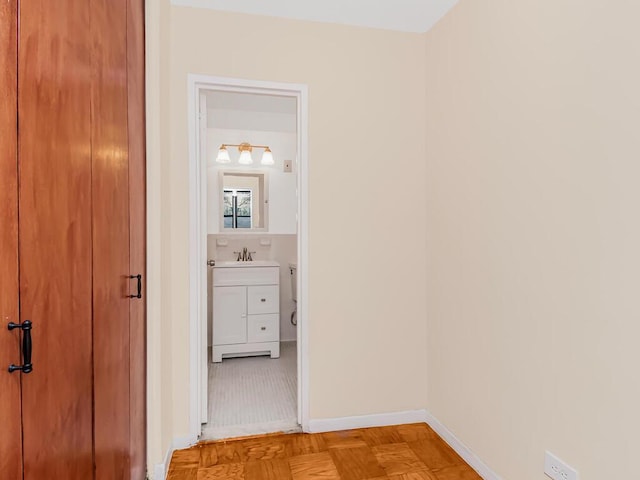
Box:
[0,2,22,479]
[213,286,248,345]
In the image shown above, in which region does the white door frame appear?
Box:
[186,74,310,438]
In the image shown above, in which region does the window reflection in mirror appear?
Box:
[223,189,252,228]
[220,171,268,231]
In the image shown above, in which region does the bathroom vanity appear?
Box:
[212,261,280,362]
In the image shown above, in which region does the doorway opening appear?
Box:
[187,76,309,441]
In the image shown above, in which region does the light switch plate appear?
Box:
[283,160,292,173]
[216,238,228,247]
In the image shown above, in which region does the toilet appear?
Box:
[289,263,297,325]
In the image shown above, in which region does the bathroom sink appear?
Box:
[214,260,280,268]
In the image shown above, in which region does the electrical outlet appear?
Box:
[544,451,579,480]
[283,159,293,173]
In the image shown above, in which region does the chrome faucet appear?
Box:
[234,247,255,262]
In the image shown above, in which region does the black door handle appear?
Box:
[8,320,33,374]
[129,274,142,299]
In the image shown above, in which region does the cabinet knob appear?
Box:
[261,326,266,331]
[260,298,266,302]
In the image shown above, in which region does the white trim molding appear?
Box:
[186,74,310,439]
[308,410,429,433]
[308,410,501,480]
[153,434,199,480]
[424,411,502,480]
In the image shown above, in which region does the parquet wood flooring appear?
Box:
[167,424,481,480]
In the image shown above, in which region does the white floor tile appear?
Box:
[201,341,299,440]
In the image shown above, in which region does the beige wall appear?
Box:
[147,2,640,477]
[425,2,640,479]
[146,2,429,470]
[145,0,173,470]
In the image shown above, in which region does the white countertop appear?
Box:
[213,260,280,268]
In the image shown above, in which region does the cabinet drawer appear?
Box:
[247,285,279,314]
[213,267,279,286]
[247,314,279,343]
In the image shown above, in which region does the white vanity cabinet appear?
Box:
[212,261,280,362]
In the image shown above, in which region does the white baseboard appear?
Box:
[307,409,429,433]
[152,462,165,480]
[152,434,199,480]
[151,411,500,480]
[424,411,502,480]
[307,409,501,480]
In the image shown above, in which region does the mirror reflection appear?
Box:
[220,171,268,230]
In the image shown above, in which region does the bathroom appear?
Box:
[201,90,300,439]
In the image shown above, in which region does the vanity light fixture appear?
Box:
[261,147,274,166]
[238,143,253,165]
[215,142,275,166]
[215,145,231,164]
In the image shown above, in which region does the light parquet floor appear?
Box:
[167,423,482,480]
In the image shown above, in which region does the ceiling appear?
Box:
[171,0,459,33]
[205,91,297,115]
[205,91,297,132]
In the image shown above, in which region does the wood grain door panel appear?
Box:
[18,1,94,478]
[4,2,145,478]
[91,0,132,478]
[0,2,22,479]
[127,0,147,477]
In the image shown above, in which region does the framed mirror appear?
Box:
[219,171,269,231]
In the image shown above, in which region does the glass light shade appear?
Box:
[260,148,274,166]
[238,150,253,165]
[215,146,231,164]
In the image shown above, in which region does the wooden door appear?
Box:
[0,2,22,479]
[93,0,146,478]
[18,1,94,478]
[6,1,145,478]
[91,0,132,478]
[127,0,147,477]
[92,1,146,478]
